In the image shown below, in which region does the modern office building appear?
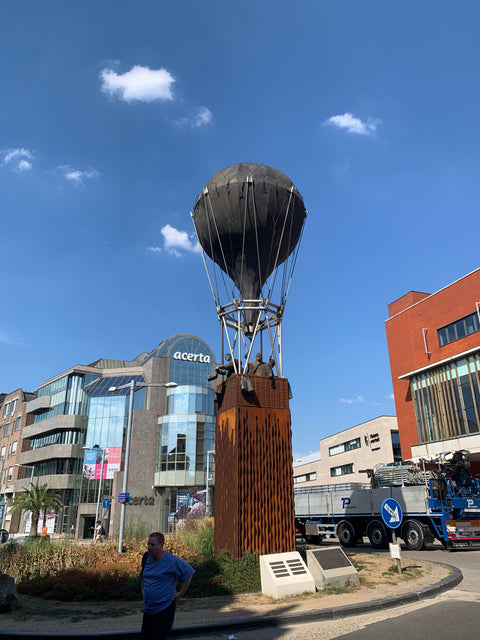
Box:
[385,268,480,471]
[293,416,401,487]
[2,334,216,538]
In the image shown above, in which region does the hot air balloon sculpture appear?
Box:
[192,163,306,376]
[192,163,307,558]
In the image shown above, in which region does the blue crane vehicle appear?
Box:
[295,450,480,551]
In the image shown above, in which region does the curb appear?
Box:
[0,563,462,640]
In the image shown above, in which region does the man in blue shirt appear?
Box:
[141,532,195,640]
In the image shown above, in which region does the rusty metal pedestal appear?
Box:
[214,374,295,557]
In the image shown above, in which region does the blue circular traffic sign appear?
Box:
[380,498,403,529]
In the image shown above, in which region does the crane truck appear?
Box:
[294,450,480,551]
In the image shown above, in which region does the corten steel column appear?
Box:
[214,374,295,558]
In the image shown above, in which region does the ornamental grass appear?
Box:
[0,518,261,601]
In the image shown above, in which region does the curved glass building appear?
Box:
[8,334,216,538]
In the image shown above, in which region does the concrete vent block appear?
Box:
[306,546,359,590]
[260,551,316,599]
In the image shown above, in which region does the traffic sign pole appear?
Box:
[390,530,402,574]
[380,498,403,574]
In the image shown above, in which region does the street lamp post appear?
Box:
[83,445,107,527]
[96,449,106,525]
[205,450,215,516]
[108,380,177,553]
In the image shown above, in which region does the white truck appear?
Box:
[294,450,480,551]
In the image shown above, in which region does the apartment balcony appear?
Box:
[22,415,87,439]
[25,395,52,414]
[17,443,83,466]
[13,474,78,493]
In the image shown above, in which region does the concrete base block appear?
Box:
[260,551,316,599]
[306,546,359,589]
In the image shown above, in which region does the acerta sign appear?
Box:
[173,352,211,363]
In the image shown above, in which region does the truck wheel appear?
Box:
[366,520,388,549]
[402,520,425,551]
[337,521,357,547]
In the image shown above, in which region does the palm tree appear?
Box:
[10,483,63,536]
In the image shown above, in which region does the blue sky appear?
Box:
[1,2,480,458]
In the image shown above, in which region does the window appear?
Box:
[331,463,354,477]
[15,416,21,431]
[7,467,13,482]
[391,431,402,461]
[412,354,480,443]
[329,437,361,456]
[10,399,18,414]
[293,472,317,484]
[438,311,480,347]
[0,446,5,460]
[9,441,17,456]
[4,422,9,436]
[3,402,10,417]
[29,430,85,450]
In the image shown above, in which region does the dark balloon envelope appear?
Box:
[192,163,306,300]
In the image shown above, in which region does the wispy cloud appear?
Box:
[176,106,213,129]
[100,65,175,103]
[56,165,100,187]
[339,395,364,404]
[324,112,380,135]
[0,327,20,345]
[148,224,200,258]
[385,393,395,401]
[1,148,34,171]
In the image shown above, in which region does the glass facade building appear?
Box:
[9,334,216,538]
[157,385,215,485]
[150,335,216,529]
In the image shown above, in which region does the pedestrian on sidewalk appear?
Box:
[140,531,194,640]
[92,520,105,543]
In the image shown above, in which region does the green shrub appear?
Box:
[122,517,151,542]
[171,517,214,558]
[194,518,215,558]
[19,564,141,601]
[187,549,260,597]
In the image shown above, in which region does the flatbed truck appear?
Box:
[294,450,480,550]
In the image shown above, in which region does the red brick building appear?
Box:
[385,268,480,471]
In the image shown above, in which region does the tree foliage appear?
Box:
[10,483,63,536]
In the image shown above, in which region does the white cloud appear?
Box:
[1,148,34,171]
[17,159,32,171]
[385,393,395,401]
[325,112,380,135]
[339,395,364,404]
[147,246,162,253]
[176,106,213,129]
[0,327,20,345]
[56,165,100,187]
[150,224,201,258]
[100,65,175,103]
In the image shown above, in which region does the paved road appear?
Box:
[185,543,480,640]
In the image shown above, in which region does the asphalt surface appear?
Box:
[183,543,480,640]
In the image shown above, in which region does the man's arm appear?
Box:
[172,575,193,601]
